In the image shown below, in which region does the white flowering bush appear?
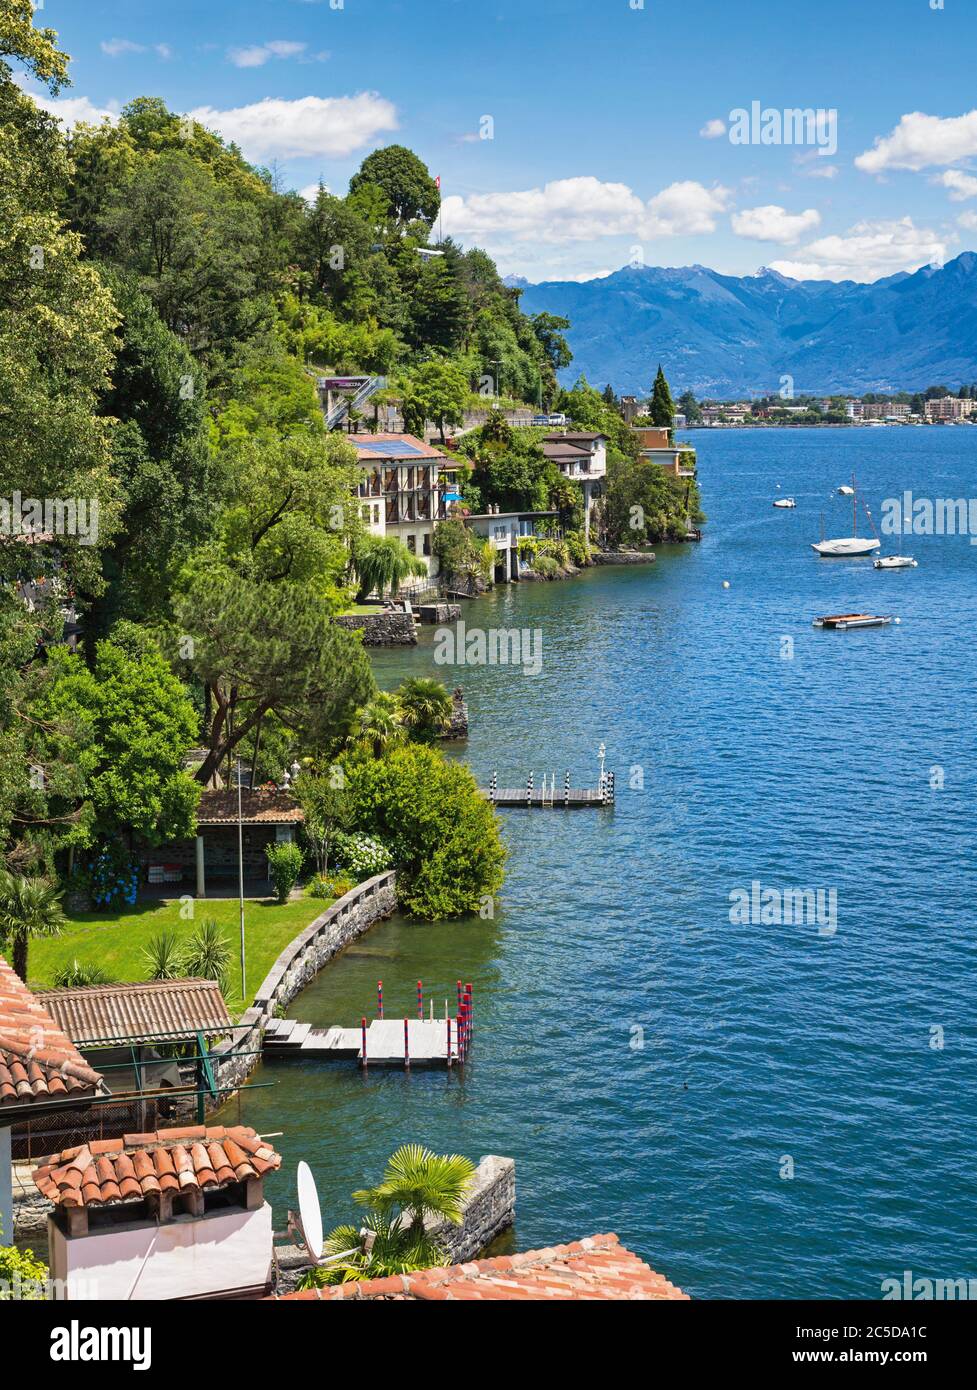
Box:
[332,831,393,881]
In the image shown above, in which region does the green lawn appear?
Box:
[27,894,331,1019]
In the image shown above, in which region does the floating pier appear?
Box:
[813,612,892,630]
[479,769,615,808]
[263,981,474,1068]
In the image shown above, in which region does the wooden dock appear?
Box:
[479,787,608,807]
[479,770,614,808]
[264,1016,463,1066]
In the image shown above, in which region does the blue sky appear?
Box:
[23,0,977,283]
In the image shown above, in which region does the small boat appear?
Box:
[773,497,796,508]
[874,555,918,570]
[812,474,880,556]
[838,484,855,496]
[813,613,892,630]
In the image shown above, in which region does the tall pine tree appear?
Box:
[650,364,675,428]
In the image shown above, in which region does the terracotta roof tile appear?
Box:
[33,1125,281,1210]
[0,955,104,1110]
[270,1233,688,1301]
[196,789,304,827]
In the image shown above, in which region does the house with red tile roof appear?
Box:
[34,1124,282,1299]
[270,1233,688,1302]
[0,954,105,1241]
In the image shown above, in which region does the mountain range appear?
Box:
[511,253,977,398]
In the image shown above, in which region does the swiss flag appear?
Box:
[435,175,441,189]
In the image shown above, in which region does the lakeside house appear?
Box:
[0,955,106,1240]
[541,430,607,531]
[349,433,457,578]
[464,507,560,583]
[142,788,305,898]
[632,425,696,478]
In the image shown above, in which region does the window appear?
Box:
[422,532,431,556]
[406,534,416,553]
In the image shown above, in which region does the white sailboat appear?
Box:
[811,474,880,557]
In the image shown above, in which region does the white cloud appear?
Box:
[855,110,977,174]
[156,44,173,61]
[769,217,948,282]
[937,169,977,201]
[958,211,977,231]
[21,82,120,128]
[187,93,398,159]
[299,182,329,203]
[644,180,731,236]
[731,204,821,244]
[229,40,307,68]
[441,176,730,245]
[101,38,145,57]
[700,118,726,139]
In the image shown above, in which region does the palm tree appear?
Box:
[354,1144,475,1241]
[0,873,67,981]
[396,677,453,743]
[298,1145,476,1288]
[345,692,405,759]
[353,535,427,600]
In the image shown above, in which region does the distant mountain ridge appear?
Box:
[514,254,977,397]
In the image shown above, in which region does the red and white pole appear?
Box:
[404,1017,410,1069]
[361,1016,367,1068]
[417,979,423,1020]
[377,980,383,1018]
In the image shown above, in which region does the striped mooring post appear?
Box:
[464,983,473,1038]
[606,770,616,804]
[417,979,423,1020]
[360,1017,368,1068]
[457,979,463,1010]
[489,771,497,803]
[404,1017,410,1069]
[456,1012,465,1062]
[564,769,570,807]
[377,980,383,1019]
[526,771,534,806]
[446,1014,453,1066]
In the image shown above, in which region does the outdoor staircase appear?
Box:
[323,375,387,430]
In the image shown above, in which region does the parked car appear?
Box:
[547,412,568,426]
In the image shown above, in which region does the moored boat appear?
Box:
[812,473,880,556]
[874,555,918,569]
[813,612,892,630]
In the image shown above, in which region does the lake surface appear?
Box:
[232,425,977,1298]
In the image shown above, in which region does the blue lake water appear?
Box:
[233,425,977,1298]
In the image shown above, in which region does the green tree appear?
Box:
[296,775,353,875]
[174,571,375,786]
[676,389,702,425]
[396,677,453,743]
[401,359,469,441]
[344,692,405,760]
[352,535,427,599]
[349,146,441,229]
[342,743,505,918]
[649,364,675,428]
[299,1145,475,1288]
[35,624,201,847]
[0,873,66,981]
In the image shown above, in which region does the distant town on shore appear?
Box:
[633,385,977,429]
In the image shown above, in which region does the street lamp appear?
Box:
[597,742,606,793]
[235,757,246,1001]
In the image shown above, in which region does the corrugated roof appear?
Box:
[36,978,233,1045]
[0,956,104,1109]
[271,1234,688,1301]
[33,1125,280,1209]
[197,788,304,826]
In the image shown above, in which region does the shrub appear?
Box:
[341,744,505,918]
[533,554,560,578]
[181,919,232,991]
[0,1232,48,1301]
[265,840,304,902]
[143,929,182,981]
[307,872,355,900]
[332,831,393,881]
[52,958,115,988]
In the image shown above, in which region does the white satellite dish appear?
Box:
[296,1161,323,1261]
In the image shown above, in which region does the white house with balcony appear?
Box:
[349,433,457,576]
[465,507,559,583]
[541,431,607,531]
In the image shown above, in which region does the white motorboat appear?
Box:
[874,555,918,569]
[773,497,796,508]
[837,484,854,496]
[812,473,880,557]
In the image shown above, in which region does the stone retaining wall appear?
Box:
[12,874,399,1239]
[333,613,417,646]
[593,549,657,564]
[209,870,399,1098]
